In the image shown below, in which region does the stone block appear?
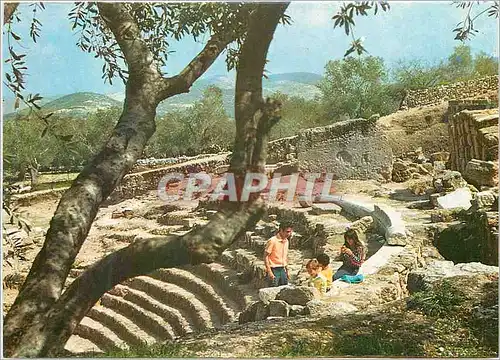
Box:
[392,161,412,182]
[471,190,498,211]
[309,203,342,215]
[433,161,446,172]
[239,301,269,324]
[464,159,498,188]
[407,260,499,294]
[436,188,472,210]
[430,209,464,223]
[276,286,320,306]
[258,285,290,305]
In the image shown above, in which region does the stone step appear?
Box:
[101,293,176,341]
[64,334,104,356]
[190,262,257,310]
[248,235,267,255]
[73,316,128,352]
[112,284,192,337]
[126,276,213,331]
[151,268,236,325]
[87,305,156,347]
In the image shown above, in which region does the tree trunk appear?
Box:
[29,158,39,187]
[3,3,18,24]
[229,3,288,203]
[2,3,240,356]
[12,202,266,357]
[3,2,288,358]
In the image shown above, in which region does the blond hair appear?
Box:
[306,259,321,271]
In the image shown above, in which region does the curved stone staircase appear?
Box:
[65,261,260,354]
[64,193,431,355]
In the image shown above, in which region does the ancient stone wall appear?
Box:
[113,154,230,200]
[267,117,393,182]
[448,109,498,176]
[401,75,498,109]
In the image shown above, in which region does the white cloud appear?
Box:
[286,1,339,28]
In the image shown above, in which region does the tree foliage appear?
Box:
[2,3,289,357]
[318,56,396,120]
[268,92,324,139]
[392,45,498,90]
[146,86,235,157]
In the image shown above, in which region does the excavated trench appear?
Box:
[62,187,439,356]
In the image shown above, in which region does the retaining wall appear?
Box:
[401,75,498,109]
[267,117,393,182]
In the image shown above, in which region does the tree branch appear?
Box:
[97,3,159,80]
[161,32,236,100]
[4,2,18,24]
[3,3,166,354]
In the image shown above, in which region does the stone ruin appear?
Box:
[401,75,498,109]
[267,114,393,182]
[6,77,498,356]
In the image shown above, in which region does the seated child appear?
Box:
[306,259,327,294]
[316,253,333,292]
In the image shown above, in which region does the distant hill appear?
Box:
[3,92,122,119]
[2,95,60,114]
[156,72,322,117]
[3,72,322,119]
[266,72,323,84]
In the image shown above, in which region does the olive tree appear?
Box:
[3,2,289,357]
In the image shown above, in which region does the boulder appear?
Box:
[258,285,289,304]
[238,301,269,324]
[255,302,270,321]
[305,300,358,317]
[408,178,434,196]
[407,260,498,294]
[275,286,320,306]
[430,209,464,223]
[464,159,498,188]
[269,300,290,317]
[429,193,444,208]
[436,188,472,210]
[441,170,468,191]
[419,163,434,175]
[392,161,412,182]
[471,190,498,211]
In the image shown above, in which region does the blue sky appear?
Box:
[2,1,499,99]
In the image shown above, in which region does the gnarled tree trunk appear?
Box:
[3,2,288,357]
